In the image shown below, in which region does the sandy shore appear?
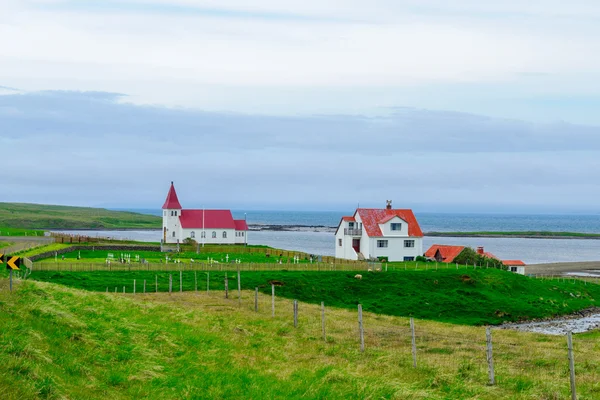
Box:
[525,261,600,275]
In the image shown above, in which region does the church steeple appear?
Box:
[162,181,182,210]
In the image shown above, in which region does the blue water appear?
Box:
[97,209,600,264]
[121,209,600,234]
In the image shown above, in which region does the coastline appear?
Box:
[50,225,600,239]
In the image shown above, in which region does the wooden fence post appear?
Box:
[225,274,229,299]
[293,300,298,328]
[567,331,577,400]
[123,286,125,294]
[237,269,241,305]
[180,271,183,293]
[143,279,146,294]
[255,287,258,312]
[321,301,326,342]
[271,284,275,317]
[410,317,417,368]
[155,275,158,293]
[358,304,364,352]
[195,272,197,293]
[207,272,210,294]
[486,327,495,385]
[169,274,172,294]
[133,279,136,295]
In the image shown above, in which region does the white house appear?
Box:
[162,182,248,244]
[335,201,423,262]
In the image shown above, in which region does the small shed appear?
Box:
[503,260,526,275]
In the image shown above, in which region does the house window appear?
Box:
[212,231,216,238]
[404,256,415,261]
[391,223,402,231]
[223,231,227,238]
[511,267,518,272]
[377,240,388,248]
[404,240,415,248]
[163,211,166,216]
[201,231,206,238]
[242,232,244,237]
[190,231,195,238]
[172,232,176,237]
[338,238,342,246]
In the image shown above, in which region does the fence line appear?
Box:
[31,261,381,272]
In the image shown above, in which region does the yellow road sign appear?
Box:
[0,253,3,265]
[6,256,20,270]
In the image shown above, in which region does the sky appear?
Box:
[1,0,600,213]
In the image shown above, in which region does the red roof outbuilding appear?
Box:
[502,260,526,266]
[424,245,466,263]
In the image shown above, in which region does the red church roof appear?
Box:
[180,210,237,229]
[234,219,249,231]
[425,245,465,263]
[162,182,182,210]
[356,208,423,237]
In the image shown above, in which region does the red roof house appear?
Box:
[335,201,423,262]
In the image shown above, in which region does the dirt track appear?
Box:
[527,261,600,275]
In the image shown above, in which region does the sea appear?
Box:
[59,211,600,265]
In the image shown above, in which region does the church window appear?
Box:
[201,231,206,238]
[223,231,227,238]
[190,231,195,238]
[212,231,216,238]
[172,232,176,237]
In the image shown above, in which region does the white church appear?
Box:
[162,182,248,244]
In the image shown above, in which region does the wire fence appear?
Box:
[89,281,598,399]
[31,261,381,272]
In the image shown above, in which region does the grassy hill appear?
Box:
[1,279,599,399]
[0,202,161,230]
[26,269,600,325]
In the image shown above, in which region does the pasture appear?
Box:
[1,279,599,399]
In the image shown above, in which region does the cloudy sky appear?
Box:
[1,0,600,213]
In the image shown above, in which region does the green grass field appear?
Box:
[0,242,12,249]
[35,248,314,264]
[1,279,599,399]
[0,227,45,237]
[25,269,600,325]
[0,202,161,230]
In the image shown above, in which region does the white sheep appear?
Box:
[354,274,363,280]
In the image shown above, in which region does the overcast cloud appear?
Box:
[1,1,600,212]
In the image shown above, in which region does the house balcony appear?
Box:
[344,228,362,236]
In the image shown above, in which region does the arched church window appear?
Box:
[212,231,216,238]
[222,231,227,238]
[190,231,195,238]
[201,231,206,238]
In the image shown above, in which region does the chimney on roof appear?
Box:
[386,200,392,210]
[477,246,484,255]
